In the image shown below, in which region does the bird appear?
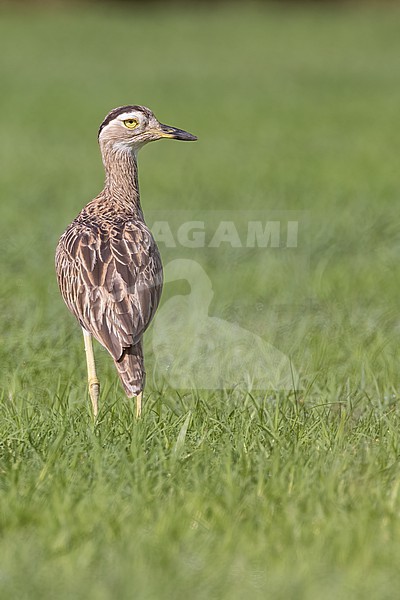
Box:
[55,105,197,418]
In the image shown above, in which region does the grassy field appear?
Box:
[1,2,400,598]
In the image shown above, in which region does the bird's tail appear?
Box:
[114,343,145,398]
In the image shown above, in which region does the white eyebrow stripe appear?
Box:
[115,112,140,121]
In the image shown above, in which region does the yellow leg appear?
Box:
[136,392,142,419]
[82,328,100,418]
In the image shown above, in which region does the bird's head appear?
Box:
[98,105,197,153]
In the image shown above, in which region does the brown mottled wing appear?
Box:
[55,220,163,361]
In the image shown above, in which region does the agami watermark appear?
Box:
[150,219,299,248]
[145,210,307,392]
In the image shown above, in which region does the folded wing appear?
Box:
[55,220,163,361]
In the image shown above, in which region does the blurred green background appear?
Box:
[1,2,400,599]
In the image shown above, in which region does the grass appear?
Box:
[1,2,400,598]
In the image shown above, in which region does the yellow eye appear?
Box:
[123,118,139,129]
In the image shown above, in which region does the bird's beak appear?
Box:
[158,123,197,141]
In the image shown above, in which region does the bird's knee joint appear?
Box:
[89,378,100,390]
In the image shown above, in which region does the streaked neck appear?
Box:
[101,144,142,215]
